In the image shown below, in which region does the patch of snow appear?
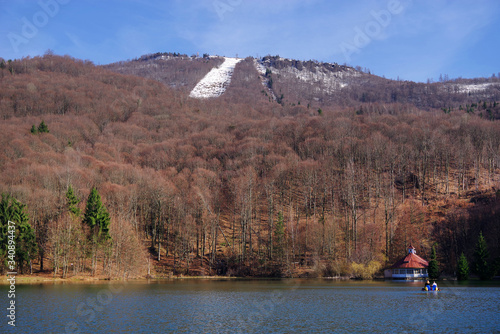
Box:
[189,57,242,98]
[254,60,266,76]
[254,59,277,101]
[271,65,355,94]
[153,54,191,61]
[455,83,495,93]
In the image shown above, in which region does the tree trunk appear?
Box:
[40,249,44,272]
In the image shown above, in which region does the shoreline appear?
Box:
[1,273,360,285]
[3,273,496,285]
[0,274,246,285]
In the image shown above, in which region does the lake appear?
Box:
[1,279,499,333]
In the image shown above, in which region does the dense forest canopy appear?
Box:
[0,54,499,278]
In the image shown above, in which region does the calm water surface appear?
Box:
[1,279,499,333]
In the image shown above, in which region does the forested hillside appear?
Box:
[1,55,499,279]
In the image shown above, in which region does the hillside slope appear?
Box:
[1,55,500,279]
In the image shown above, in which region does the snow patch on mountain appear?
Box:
[254,59,267,78]
[456,83,496,94]
[254,59,277,101]
[271,65,358,94]
[189,57,242,98]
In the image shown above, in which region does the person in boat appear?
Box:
[432,281,438,291]
[424,280,431,291]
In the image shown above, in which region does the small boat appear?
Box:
[422,281,439,291]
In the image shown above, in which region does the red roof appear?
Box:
[390,252,429,269]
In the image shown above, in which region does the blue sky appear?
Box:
[1,0,499,82]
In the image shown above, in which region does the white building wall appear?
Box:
[385,268,428,279]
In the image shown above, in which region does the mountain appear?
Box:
[1,54,500,279]
[104,52,500,113]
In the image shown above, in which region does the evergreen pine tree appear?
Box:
[30,125,38,134]
[428,244,439,279]
[0,193,38,273]
[457,252,469,281]
[473,231,491,280]
[83,187,111,241]
[37,120,49,133]
[66,185,81,217]
[83,187,111,276]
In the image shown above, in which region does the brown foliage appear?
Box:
[1,55,499,277]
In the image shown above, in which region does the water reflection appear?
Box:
[1,279,499,333]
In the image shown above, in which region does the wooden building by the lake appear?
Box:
[384,245,429,279]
